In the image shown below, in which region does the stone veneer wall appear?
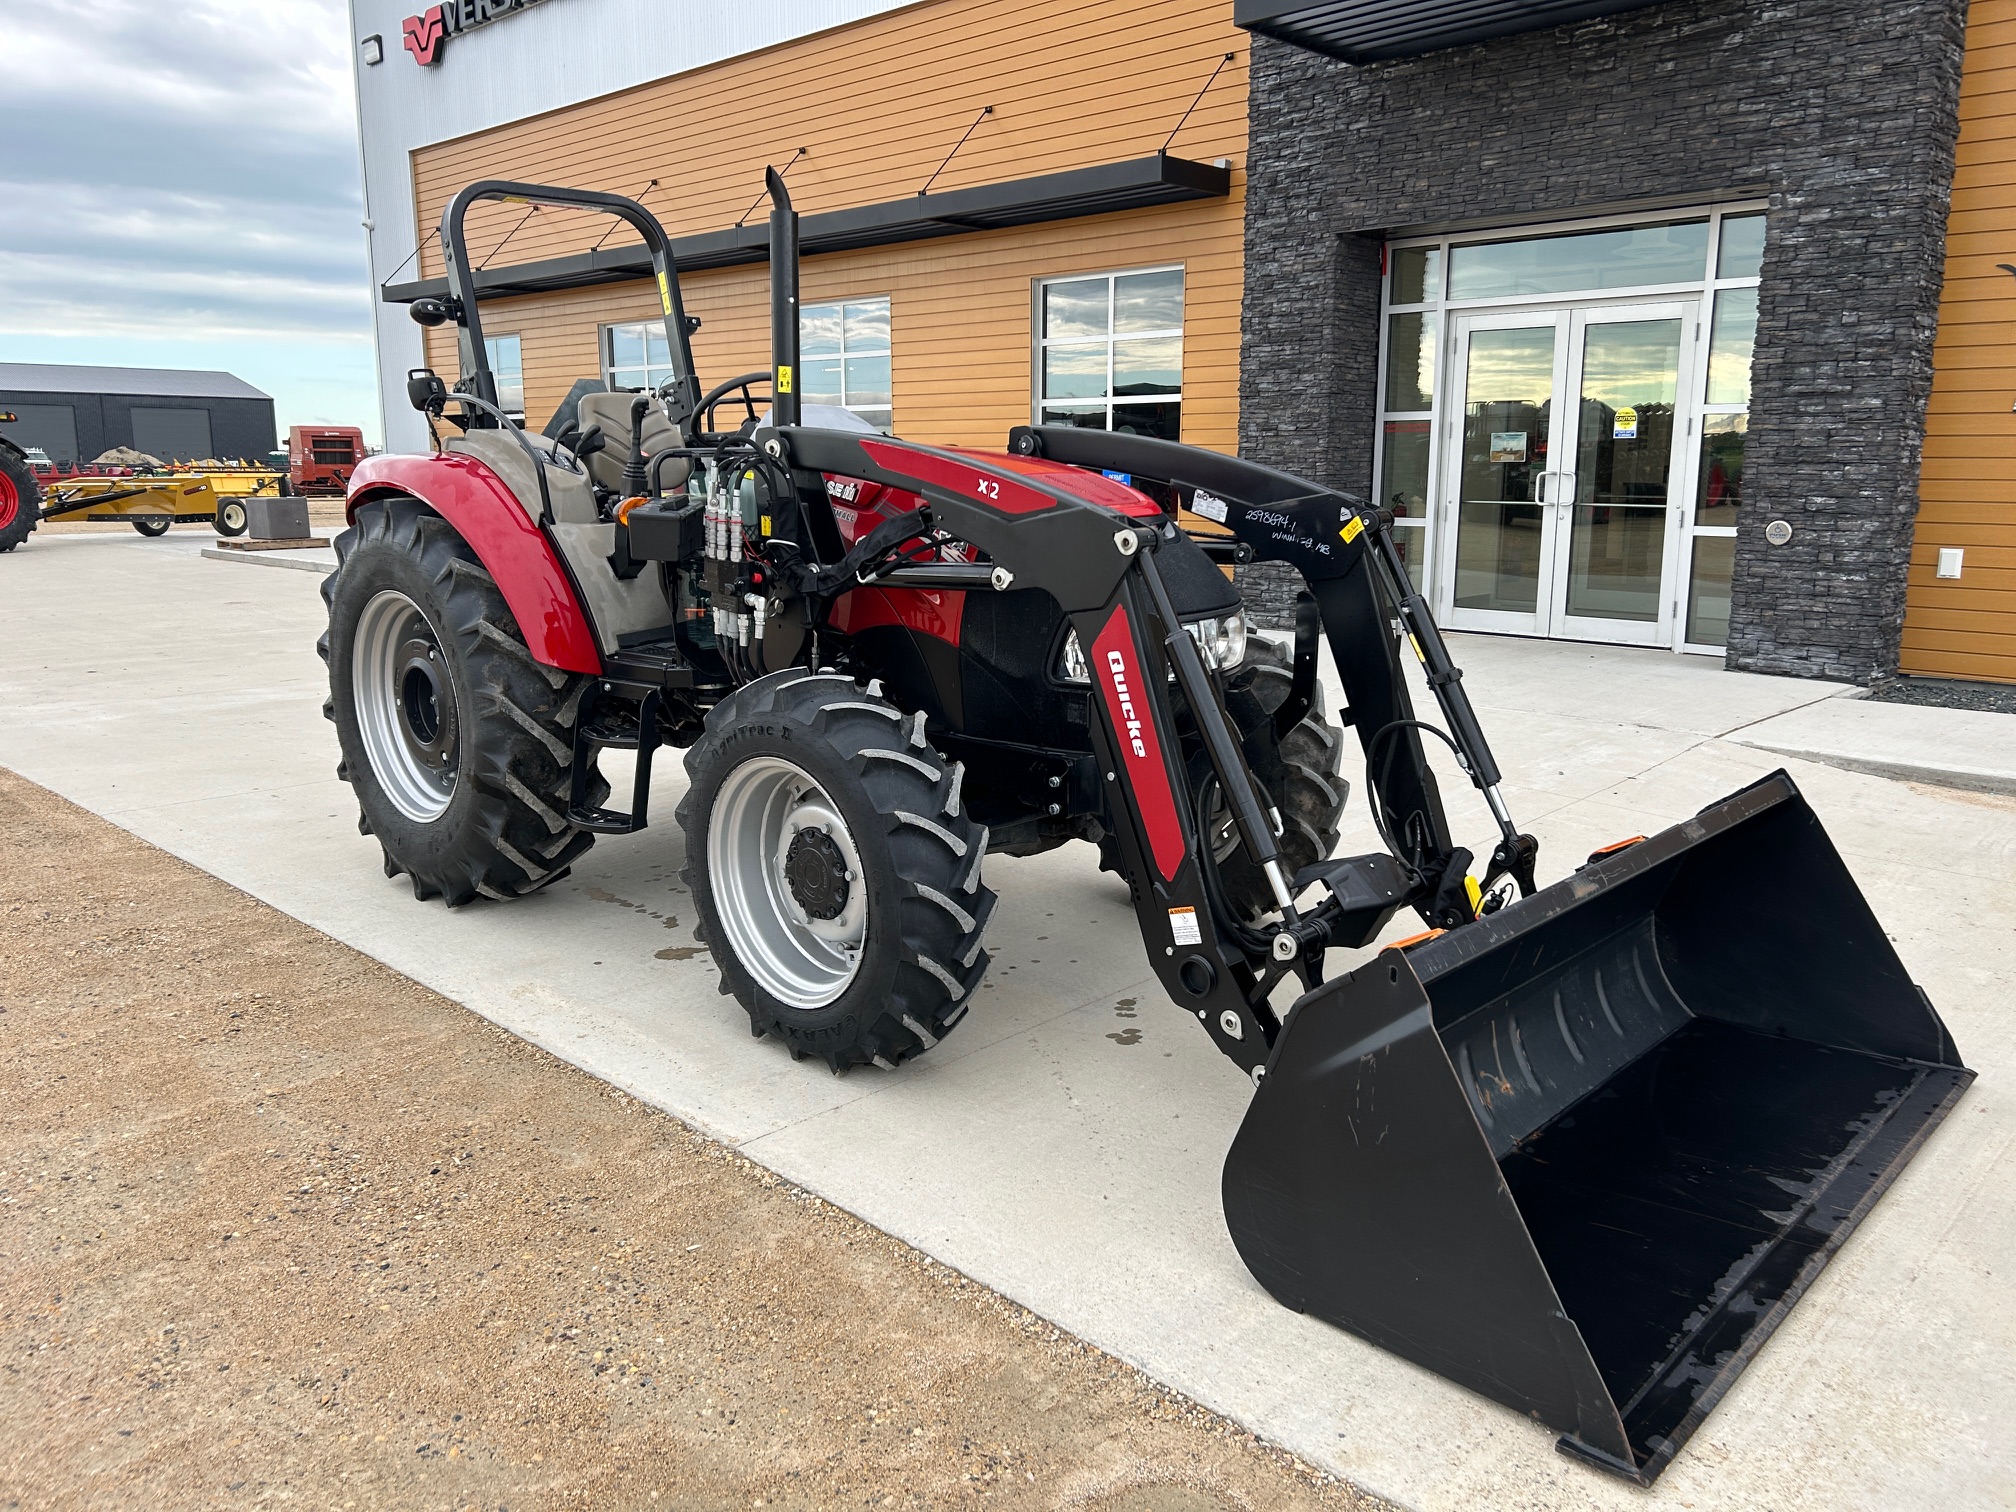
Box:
[1235,0,1967,682]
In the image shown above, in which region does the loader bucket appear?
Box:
[1223,772,1971,1484]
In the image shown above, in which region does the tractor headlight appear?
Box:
[1186,612,1248,672]
[1056,612,1246,684]
[1057,627,1091,684]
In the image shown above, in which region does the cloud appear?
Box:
[0,0,377,429]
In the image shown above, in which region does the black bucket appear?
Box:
[1223,772,1972,1483]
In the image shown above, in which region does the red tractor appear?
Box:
[0,412,40,553]
[320,174,1971,1485]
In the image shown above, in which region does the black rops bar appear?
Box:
[434,180,701,427]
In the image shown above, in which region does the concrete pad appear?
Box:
[3,529,2013,1510]
[1728,694,2016,795]
[201,543,337,575]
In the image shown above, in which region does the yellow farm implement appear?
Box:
[38,463,289,538]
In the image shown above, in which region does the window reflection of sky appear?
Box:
[1450,222,1710,300]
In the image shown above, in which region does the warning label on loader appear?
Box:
[1168,906,1203,945]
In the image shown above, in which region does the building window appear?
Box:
[1683,212,1764,650]
[603,321,679,394]
[1036,267,1182,440]
[484,334,523,420]
[1370,205,1765,650]
[801,297,892,431]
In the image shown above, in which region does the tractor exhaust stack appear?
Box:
[766,166,801,430]
[1224,772,1971,1484]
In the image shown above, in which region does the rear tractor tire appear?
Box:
[319,495,607,905]
[0,447,39,553]
[677,671,997,1072]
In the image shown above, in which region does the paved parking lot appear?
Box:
[3,528,2013,1511]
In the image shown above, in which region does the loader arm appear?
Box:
[757,423,1328,1073]
[1007,425,1539,916]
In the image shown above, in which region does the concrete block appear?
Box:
[248,496,310,540]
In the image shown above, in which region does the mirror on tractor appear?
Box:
[406,368,448,415]
[409,296,462,328]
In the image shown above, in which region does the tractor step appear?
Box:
[603,641,698,696]
[569,687,661,834]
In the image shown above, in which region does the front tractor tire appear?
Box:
[320,495,606,905]
[678,671,997,1073]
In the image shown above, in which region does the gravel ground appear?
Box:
[1865,676,2016,715]
[0,770,1388,1512]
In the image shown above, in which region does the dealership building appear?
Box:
[349,0,2013,685]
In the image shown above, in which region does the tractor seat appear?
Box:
[576,391,691,493]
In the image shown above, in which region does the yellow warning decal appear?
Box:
[760,514,773,537]
[777,364,794,394]
[656,271,672,314]
[1465,874,1483,918]
[1340,515,1365,543]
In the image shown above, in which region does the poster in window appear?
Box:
[1489,431,1527,463]
[1613,405,1639,440]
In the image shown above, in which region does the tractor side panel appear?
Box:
[347,453,601,676]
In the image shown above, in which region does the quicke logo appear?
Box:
[1105,650,1148,759]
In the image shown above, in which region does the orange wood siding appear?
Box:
[1906,0,2016,683]
[409,0,1248,454]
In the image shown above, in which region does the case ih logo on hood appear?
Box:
[401,0,550,66]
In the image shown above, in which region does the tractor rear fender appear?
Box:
[347,452,601,676]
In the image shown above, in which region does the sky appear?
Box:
[1,0,382,446]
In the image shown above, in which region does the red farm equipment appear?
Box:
[289,425,368,496]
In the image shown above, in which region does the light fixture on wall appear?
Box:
[361,34,384,65]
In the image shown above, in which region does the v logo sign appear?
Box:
[401,6,446,66]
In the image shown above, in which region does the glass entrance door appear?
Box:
[1442,301,1698,646]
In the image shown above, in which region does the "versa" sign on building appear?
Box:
[402,0,552,66]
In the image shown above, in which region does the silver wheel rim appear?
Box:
[708,756,867,1008]
[352,589,458,823]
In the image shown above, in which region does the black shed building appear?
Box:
[1233,0,1968,683]
[0,363,277,465]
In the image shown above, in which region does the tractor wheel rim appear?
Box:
[221,502,245,530]
[708,755,867,1008]
[353,589,458,823]
[0,471,16,529]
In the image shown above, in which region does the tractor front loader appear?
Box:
[322,170,1972,1485]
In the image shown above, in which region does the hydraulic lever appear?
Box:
[1353,508,1539,901]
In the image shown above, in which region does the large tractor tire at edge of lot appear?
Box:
[678,670,998,1073]
[319,494,608,906]
[0,447,39,553]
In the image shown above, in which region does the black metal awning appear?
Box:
[1233,0,1668,63]
[382,153,1231,304]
